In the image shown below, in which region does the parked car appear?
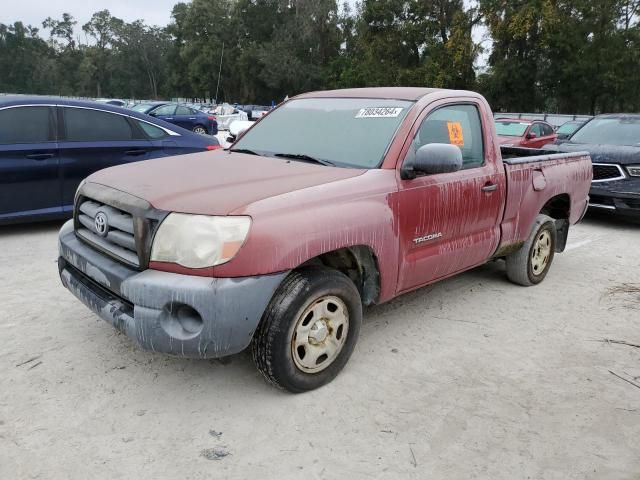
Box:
[214,103,249,130]
[543,114,640,221]
[241,104,270,120]
[95,98,127,107]
[224,120,254,146]
[555,120,586,141]
[58,87,591,392]
[130,102,218,135]
[0,97,221,224]
[495,119,558,148]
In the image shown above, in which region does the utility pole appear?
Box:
[215,42,225,104]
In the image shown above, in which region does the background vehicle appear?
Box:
[131,102,218,135]
[214,103,249,129]
[58,88,591,392]
[95,98,127,107]
[0,97,220,224]
[555,120,586,141]
[241,104,270,120]
[544,114,640,221]
[495,119,558,148]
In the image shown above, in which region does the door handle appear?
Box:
[125,149,147,156]
[189,117,196,120]
[26,153,54,160]
[482,183,498,193]
[164,117,173,120]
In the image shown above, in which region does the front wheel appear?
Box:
[252,267,362,393]
[506,214,557,286]
[192,125,207,135]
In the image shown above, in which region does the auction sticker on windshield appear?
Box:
[355,107,404,118]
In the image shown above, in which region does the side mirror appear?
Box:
[526,132,537,140]
[402,143,463,180]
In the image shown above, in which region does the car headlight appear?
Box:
[150,213,251,268]
[626,165,640,177]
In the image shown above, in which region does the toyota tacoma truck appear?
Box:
[58,88,592,392]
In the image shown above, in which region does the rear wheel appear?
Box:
[252,267,362,393]
[506,214,557,286]
[193,125,207,135]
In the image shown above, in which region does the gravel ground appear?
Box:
[1,212,639,479]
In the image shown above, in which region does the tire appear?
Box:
[192,125,207,135]
[506,214,557,286]
[252,267,362,393]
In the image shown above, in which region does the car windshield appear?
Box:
[495,121,530,137]
[557,122,582,135]
[231,98,413,168]
[131,103,154,113]
[569,117,640,146]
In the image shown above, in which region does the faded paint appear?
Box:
[68,87,592,310]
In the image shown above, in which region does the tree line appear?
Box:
[1,0,639,114]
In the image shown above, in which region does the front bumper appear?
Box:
[589,179,640,220]
[58,220,288,358]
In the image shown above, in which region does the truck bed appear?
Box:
[496,146,592,257]
[500,145,591,164]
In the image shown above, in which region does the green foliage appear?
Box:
[0,0,638,113]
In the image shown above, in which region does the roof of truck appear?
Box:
[295,87,445,101]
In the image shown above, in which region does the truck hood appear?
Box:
[544,142,640,166]
[86,151,366,215]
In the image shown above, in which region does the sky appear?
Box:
[1,0,181,31]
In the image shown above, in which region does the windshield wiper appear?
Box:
[229,148,261,156]
[273,153,335,167]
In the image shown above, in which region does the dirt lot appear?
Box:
[1,213,639,479]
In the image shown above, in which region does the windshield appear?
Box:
[556,122,582,135]
[232,98,413,168]
[495,121,530,137]
[569,117,640,146]
[131,103,154,113]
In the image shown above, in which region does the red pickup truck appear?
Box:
[58,88,592,392]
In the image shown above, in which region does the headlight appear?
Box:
[150,213,251,268]
[627,165,640,177]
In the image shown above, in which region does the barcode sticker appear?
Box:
[355,107,404,118]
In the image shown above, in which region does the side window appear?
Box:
[542,124,554,136]
[530,123,543,136]
[64,108,136,142]
[152,104,176,116]
[175,106,192,115]
[411,104,484,169]
[136,120,167,139]
[0,106,53,144]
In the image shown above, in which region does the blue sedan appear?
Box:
[130,102,219,135]
[0,97,221,224]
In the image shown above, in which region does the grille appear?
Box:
[76,199,140,267]
[592,163,625,182]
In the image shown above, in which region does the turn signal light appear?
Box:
[207,145,222,151]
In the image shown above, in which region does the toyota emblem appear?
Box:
[94,212,109,237]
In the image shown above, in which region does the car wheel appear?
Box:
[506,214,556,286]
[252,267,362,393]
[193,125,207,135]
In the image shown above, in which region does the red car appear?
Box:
[59,88,592,392]
[495,119,558,148]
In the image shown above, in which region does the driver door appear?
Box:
[395,102,505,293]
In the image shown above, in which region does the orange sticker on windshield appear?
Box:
[447,122,464,146]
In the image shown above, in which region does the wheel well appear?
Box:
[540,194,570,252]
[540,194,570,220]
[298,246,380,306]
